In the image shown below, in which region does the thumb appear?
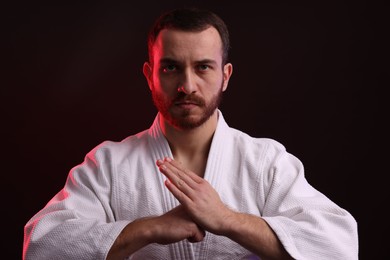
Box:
[187,226,206,243]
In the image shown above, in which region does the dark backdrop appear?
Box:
[3,1,384,259]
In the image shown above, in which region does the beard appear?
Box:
[151,83,224,130]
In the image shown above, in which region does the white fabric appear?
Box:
[23,110,358,259]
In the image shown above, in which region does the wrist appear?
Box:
[134,217,159,244]
[218,208,241,237]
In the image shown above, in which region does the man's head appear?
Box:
[147,7,230,67]
[143,8,233,130]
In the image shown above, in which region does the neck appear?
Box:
[159,110,219,175]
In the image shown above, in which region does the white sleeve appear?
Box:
[261,148,358,260]
[23,146,129,260]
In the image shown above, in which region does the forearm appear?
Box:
[222,211,293,260]
[107,206,205,259]
[107,218,154,260]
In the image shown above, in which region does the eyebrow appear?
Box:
[195,59,218,66]
[159,58,178,64]
[159,58,217,66]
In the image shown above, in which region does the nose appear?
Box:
[177,71,196,94]
[177,84,196,94]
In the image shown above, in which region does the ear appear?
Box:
[143,62,153,91]
[222,63,233,92]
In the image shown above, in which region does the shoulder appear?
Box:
[229,127,287,161]
[85,129,150,164]
[217,111,286,160]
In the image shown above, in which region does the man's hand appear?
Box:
[152,205,205,244]
[156,157,293,260]
[107,205,204,259]
[156,157,235,235]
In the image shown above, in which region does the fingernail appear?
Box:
[156,159,164,165]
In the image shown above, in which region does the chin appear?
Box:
[174,114,212,130]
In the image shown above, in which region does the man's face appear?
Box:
[144,27,232,130]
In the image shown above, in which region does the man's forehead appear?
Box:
[152,27,223,63]
[155,27,221,48]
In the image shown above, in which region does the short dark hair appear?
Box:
[147,7,230,66]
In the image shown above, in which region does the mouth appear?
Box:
[174,101,200,109]
[174,100,199,105]
[173,95,203,107]
[172,94,205,110]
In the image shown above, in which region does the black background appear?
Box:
[3,1,385,259]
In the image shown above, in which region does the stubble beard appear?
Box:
[151,83,224,130]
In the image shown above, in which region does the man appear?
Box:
[23,7,359,260]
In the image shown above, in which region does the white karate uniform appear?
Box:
[23,110,358,259]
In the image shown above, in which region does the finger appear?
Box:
[187,226,206,243]
[164,178,193,205]
[165,158,203,184]
[158,161,196,202]
[158,158,198,190]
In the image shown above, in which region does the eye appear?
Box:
[162,64,177,73]
[198,64,210,71]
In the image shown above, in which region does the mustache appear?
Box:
[172,93,205,106]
